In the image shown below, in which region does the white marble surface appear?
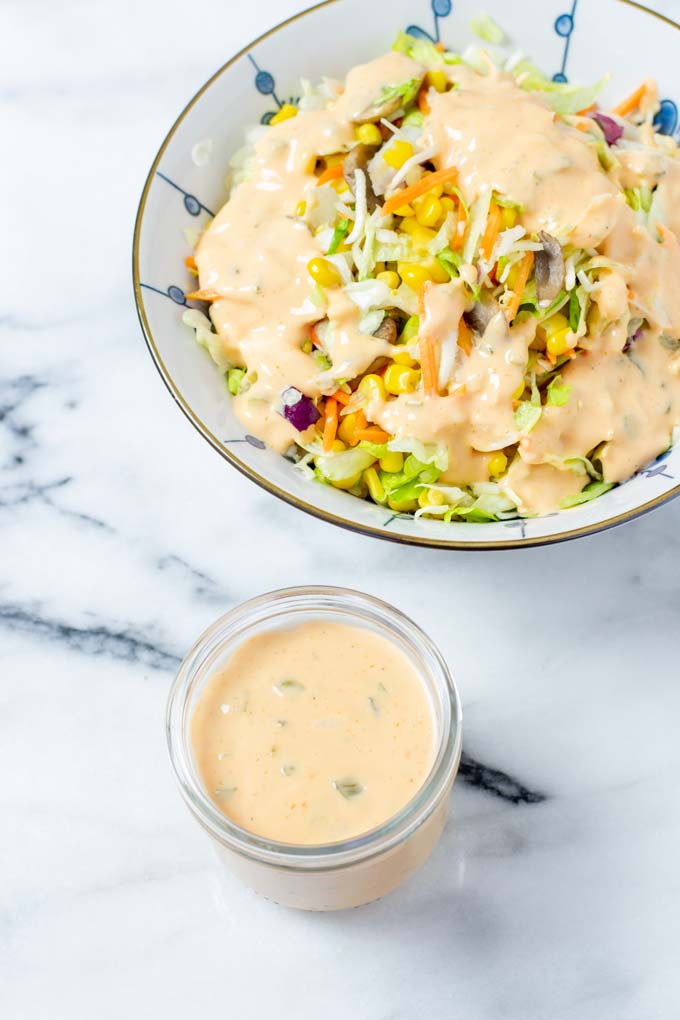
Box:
[3,1,680,1016]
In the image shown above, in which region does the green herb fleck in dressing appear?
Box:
[273,679,306,697]
[333,779,364,799]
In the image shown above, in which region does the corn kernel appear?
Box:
[338,411,360,446]
[501,206,518,228]
[331,439,346,452]
[324,153,344,168]
[397,262,433,290]
[295,200,307,217]
[363,467,386,504]
[331,178,349,194]
[542,312,569,337]
[270,103,298,125]
[415,194,444,228]
[546,328,571,357]
[383,140,414,169]
[399,217,420,236]
[425,70,448,93]
[393,203,415,217]
[331,472,364,490]
[358,373,387,402]
[418,488,446,508]
[387,494,419,512]
[379,451,404,473]
[307,257,342,288]
[393,348,416,367]
[384,364,420,394]
[411,225,438,251]
[506,262,520,290]
[512,380,526,400]
[418,257,450,284]
[355,123,382,146]
[487,451,508,478]
[440,196,455,215]
[377,270,401,290]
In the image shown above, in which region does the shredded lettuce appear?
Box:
[358,308,385,335]
[463,189,493,264]
[315,447,375,483]
[546,375,572,407]
[226,368,246,395]
[344,278,392,312]
[568,289,581,332]
[327,218,350,254]
[357,440,389,459]
[182,309,231,371]
[392,32,455,68]
[470,13,505,44]
[560,480,614,508]
[525,77,608,115]
[380,455,441,501]
[378,77,422,109]
[514,401,542,433]
[386,436,449,471]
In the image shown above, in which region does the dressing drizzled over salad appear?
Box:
[184,27,680,521]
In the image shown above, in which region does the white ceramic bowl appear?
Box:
[133,0,680,549]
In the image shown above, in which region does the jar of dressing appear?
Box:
[167,586,462,911]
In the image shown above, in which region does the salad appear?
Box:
[183,22,680,522]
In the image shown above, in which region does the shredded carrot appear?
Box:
[457,319,473,356]
[479,202,502,260]
[435,41,445,52]
[576,103,597,116]
[185,288,221,302]
[613,82,647,118]
[348,410,367,446]
[331,388,351,405]
[382,166,458,216]
[317,163,344,186]
[504,251,535,323]
[184,255,197,270]
[574,120,593,133]
[420,334,439,398]
[355,427,391,444]
[417,86,431,115]
[418,286,439,398]
[451,198,468,250]
[322,397,339,452]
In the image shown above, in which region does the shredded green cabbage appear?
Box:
[470,13,505,44]
[560,480,614,508]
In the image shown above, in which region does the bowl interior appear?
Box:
[134,0,680,548]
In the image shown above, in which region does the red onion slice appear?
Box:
[592,113,624,145]
[280,387,321,432]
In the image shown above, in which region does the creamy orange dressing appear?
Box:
[333,51,423,122]
[195,49,680,515]
[191,620,434,844]
[425,72,621,247]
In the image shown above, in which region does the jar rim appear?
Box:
[166,585,462,871]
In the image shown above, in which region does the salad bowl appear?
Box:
[133,0,680,548]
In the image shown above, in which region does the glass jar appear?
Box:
[167,586,462,911]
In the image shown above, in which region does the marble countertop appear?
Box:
[3,1,680,1016]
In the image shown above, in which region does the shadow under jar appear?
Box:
[167,586,462,910]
